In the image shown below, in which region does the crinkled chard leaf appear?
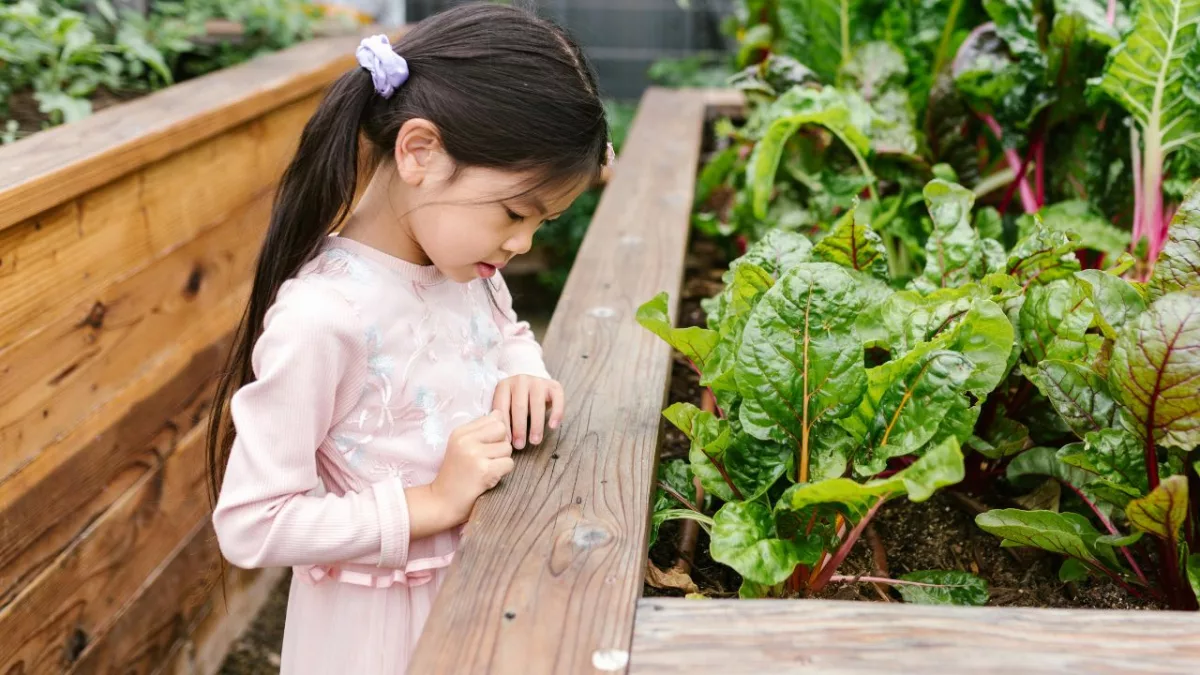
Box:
[1019,279,1098,363]
[1027,360,1121,438]
[637,293,718,368]
[913,180,988,291]
[1062,429,1149,496]
[1007,226,1083,287]
[651,459,699,547]
[897,570,990,606]
[1008,446,1097,492]
[736,263,867,456]
[710,500,822,586]
[812,210,891,281]
[703,263,776,393]
[1125,475,1188,541]
[1109,291,1200,451]
[662,402,736,502]
[1148,187,1200,301]
[843,349,974,475]
[975,509,1104,563]
[1074,270,1147,340]
[1019,201,1131,260]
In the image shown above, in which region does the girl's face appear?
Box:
[408,164,590,284]
[388,119,593,284]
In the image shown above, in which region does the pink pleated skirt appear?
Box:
[279,568,448,674]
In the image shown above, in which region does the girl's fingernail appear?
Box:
[515,439,525,449]
[531,435,541,444]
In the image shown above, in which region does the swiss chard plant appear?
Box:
[690,0,1199,287]
[976,184,1200,610]
[640,177,1114,603]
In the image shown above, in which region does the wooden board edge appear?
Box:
[409,86,715,675]
[0,27,405,232]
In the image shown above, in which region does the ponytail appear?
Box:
[205,69,374,503]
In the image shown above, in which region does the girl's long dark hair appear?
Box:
[206,3,609,504]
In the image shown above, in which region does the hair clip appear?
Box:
[356,34,409,98]
[605,142,616,167]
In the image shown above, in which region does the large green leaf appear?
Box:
[637,293,718,368]
[1027,360,1121,438]
[1054,0,1126,48]
[663,402,737,502]
[1148,186,1200,301]
[702,264,776,394]
[748,87,874,219]
[1021,201,1132,260]
[651,460,705,548]
[1019,280,1098,363]
[710,500,822,586]
[736,263,867,456]
[844,349,974,475]
[1125,475,1189,540]
[841,41,919,156]
[1109,291,1200,451]
[1007,226,1084,286]
[777,0,856,82]
[731,230,815,280]
[975,509,1103,563]
[914,180,988,290]
[725,432,793,501]
[812,210,891,281]
[1074,270,1148,340]
[1057,429,1149,500]
[897,570,990,606]
[1093,0,1200,168]
[1008,445,1097,491]
[782,437,966,517]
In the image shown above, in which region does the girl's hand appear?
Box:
[492,375,565,450]
[430,411,515,524]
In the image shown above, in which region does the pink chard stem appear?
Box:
[1063,483,1150,588]
[810,496,888,593]
[982,115,1038,214]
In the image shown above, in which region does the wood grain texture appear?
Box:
[0,408,217,673]
[0,311,238,610]
[0,188,270,484]
[408,88,709,675]
[0,32,380,231]
[67,519,220,675]
[0,95,313,352]
[631,598,1200,674]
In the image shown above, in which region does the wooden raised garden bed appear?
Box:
[0,31,385,674]
[408,88,1200,674]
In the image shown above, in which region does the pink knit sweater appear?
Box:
[212,235,549,588]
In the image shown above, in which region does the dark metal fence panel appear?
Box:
[405,0,731,100]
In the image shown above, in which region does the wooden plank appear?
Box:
[409,88,710,675]
[0,400,219,672]
[0,300,240,610]
[0,94,314,352]
[67,519,219,675]
[0,32,380,231]
[630,598,1200,674]
[0,187,271,484]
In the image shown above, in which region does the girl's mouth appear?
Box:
[476,262,499,278]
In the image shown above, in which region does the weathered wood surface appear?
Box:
[631,598,1200,674]
[0,33,373,231]
[409,88,720,674]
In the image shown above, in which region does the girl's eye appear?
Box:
[505,208,524,222]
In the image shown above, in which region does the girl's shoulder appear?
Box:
[265,275,365,345]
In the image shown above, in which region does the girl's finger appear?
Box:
[511,378,530,450]
[547,381,565,430]
[482,440,514,459]
[472,410,510,443]
[492,382,512,431]
[529,383,547,445]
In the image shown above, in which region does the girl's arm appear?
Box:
[491,271,552,379]
[212,283,454,571]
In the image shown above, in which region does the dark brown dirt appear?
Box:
[643,234,1164,610]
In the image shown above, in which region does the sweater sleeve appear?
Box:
[212,281,412,571]
[491,272,552,380]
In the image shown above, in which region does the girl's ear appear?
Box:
[394,118,447,186]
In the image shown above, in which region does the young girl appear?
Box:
[205,5,610,673]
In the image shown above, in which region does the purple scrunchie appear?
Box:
[356,34,409,98]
